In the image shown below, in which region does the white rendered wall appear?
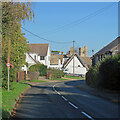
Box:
[64,56,87,75]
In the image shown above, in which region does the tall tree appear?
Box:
[2,2,35,88]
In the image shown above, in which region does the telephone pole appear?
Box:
[73,40,75,75]
[92,49,94,56]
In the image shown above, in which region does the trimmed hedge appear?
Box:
[86,54,120,91]
[29,64,47,76]
[47,68,64,80]
[99,55,120,91]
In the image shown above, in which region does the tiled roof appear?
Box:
[50,54,63,65]
[81,57,92,68]
[94,37,120,56]
[27,44,49,56]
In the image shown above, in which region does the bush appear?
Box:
[47,68,64,80]
[27,71,40,80]
[99,55,120,91]
[86,54,120,91]
[39,64,47,76]
[86,63,100,88]
[29,64,41,72]
[29,64,47,76]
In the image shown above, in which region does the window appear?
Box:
[40,56,45,60]
[34,55,36,60]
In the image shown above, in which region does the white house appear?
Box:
[22,43,50,73]
[50,54,64,69]
[62,53,89,76]
[92,37,120,66]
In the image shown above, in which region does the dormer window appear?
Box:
[40,56,45,60]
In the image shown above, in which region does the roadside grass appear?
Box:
[21,79,48,83]
[2,82,30,118]
[64,76,85,79]
[54,78,70,81]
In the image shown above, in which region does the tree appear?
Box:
[2,2,35,89]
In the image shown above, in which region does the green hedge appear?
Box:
[47,68,64,80]
[86,63,101,88]
[29,64,47,76]
[99,55,120,91]
[86,54,120,91]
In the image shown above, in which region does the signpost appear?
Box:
[6,63,10,92]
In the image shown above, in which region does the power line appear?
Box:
[39,2,116,35]
[21,27,72,44]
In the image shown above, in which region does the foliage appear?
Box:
[29,64,47,76]
[47,68,64,80]
[86,54,120,91]
[86,63,100,88]
[51,50,60,54]
[29,64,41,72]
[2,2,34,89]
[39,64,47,76]
[2,82,30,118]
[99,55,120,91]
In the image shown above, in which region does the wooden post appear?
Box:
[7,39,11,63]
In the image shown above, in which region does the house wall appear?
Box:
[49,64,61,69]
[25,53,36,67]
[45,46,50,68]
[64,56,87,75]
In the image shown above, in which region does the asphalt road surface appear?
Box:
[14,80,120,119]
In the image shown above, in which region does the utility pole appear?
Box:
[73,40,75,75]
[92,49,94,56]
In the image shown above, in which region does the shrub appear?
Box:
[86,62,100,88]
[29,63,47,76]
[29,64,41,72]
[27,71,40,80]
[47,68,64,80]
[39,64,47,76]
[86,54,120,91]
[99,55,120,91]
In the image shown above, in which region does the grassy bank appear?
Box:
[64,76,85,79]
[21,79,48,83]
[2,82,30,118]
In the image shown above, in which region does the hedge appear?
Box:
[47,68,64,80]
[29,64,47,76]
[86,54,120,91]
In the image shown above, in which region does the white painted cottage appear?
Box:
[22,43,50,73]
[62,53,89,76]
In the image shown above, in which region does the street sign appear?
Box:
[6,63,10,67]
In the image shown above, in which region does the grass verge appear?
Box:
[2,82,30,118]
[21,79,48,83]
[64,76,85,79]
[55,78,70,81]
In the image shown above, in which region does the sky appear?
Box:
[22,2,118,57]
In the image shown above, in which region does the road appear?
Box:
[14,80,119,119]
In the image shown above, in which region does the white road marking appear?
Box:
[61,96,68,101]
[53,84,61,95]
[53,84,94,119]
[68,101,78,109]
[81,112,94,120]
